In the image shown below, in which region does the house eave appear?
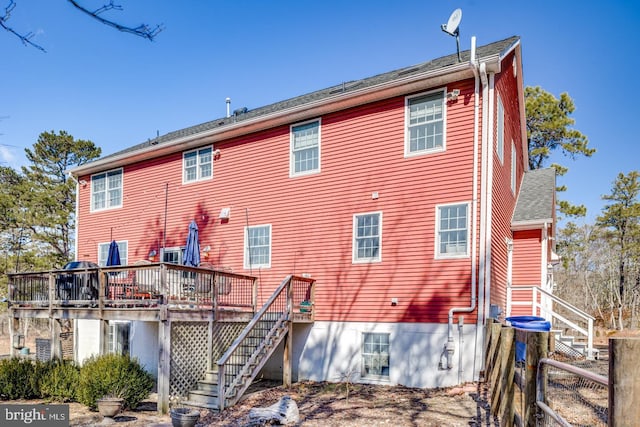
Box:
[70,55,502,177]
[511,219,553,231]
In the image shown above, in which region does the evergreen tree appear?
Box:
[20,130,101,266]
[525,86,595,217]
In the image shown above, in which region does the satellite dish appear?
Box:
[441,8,462,36]
[441,8,462,62]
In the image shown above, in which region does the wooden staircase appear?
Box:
[184,275,314,411]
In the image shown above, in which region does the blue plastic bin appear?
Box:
[505,316,551,361]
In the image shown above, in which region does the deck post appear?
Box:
[50,319,61,360]
[9,315,19,358]
[609,337,640,426]
[283,278,293,388]
[157,318,171,414]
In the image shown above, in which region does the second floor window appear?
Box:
[291,120,320,176]
[497,95,504,164]
[91,169,122,211]
[183,147,212,183]
[406,90,445,156]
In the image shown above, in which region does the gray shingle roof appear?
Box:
[100,36,520,162]
[512,168,556,225]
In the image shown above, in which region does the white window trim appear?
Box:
[435,202,470,259]
[108,320,131,356]
[404,88,447,158]
[97,240,129,266]
[289,118,321,178]
[352,211,382,264]
[90,168,123,212]
[361,332,390,380]
[511,140,516,194]
[161,246,184,264]
[497,95,504,164]
[182,145,214,184]
[244,224,272,269]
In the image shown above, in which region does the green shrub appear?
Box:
[0,358,39,400]
[39,359,80,402]
[77,353,154,410]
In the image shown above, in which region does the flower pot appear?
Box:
[97,397,124,418]
[170,407,200,427]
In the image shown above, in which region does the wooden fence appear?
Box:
[483,319,640,427]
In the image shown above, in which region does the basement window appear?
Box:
[362,333,390,378]
[108,321,130,356]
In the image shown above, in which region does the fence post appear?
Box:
[609,337,640,426]
[497,327,515,427]
[524,330,548,427]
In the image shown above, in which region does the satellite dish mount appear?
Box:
[441,8,462,62]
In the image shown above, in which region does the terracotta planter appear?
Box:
[97,397,124,418]
[170,408,200,427]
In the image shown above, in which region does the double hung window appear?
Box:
[183,147,213,183]
[362,332,390,378]
[436,203,469,258]
[353,212,382,263]
[91,169,122,211]
[244,225,271,269]
[291,120,320,176]
[406,91,445,155]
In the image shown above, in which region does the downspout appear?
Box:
[446,36,487,369]
[67,172,81,261]
[67,171,81,363]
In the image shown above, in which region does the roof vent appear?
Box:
[233,107,248,116]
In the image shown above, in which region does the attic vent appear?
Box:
[233,107,248,116]
[397,67,420,76]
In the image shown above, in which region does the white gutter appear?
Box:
[446,36,487,370]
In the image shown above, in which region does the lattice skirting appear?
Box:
[170,321,210,398]
[211,322,248,361]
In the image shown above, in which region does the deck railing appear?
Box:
[508,284,595,359]
[7,263,257,312]
[216,275,315,410]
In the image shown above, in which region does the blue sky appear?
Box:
[2,1,638,224]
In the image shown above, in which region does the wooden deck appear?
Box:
[7,263,315,324]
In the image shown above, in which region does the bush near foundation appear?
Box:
[0,358,41,399]
[77,353,154,410]
[39,359,80,402]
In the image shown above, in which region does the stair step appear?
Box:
[203,371,218,382]
[181,399,219,411]
[197,380,219,393]
[188,389,219,406]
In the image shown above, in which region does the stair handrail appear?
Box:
[216,274,294,410]
[510,284,595,359]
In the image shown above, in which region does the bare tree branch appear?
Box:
[0,1,46,52]
[67,0,163,41]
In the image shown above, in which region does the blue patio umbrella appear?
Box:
[183,220,200,267]
[106,240,121,266]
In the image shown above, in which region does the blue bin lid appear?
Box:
[505,315,545,323]
[510,320,551,331]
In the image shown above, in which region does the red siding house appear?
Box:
[68,36,555,394]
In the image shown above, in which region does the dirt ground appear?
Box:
[13,380,493,426]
